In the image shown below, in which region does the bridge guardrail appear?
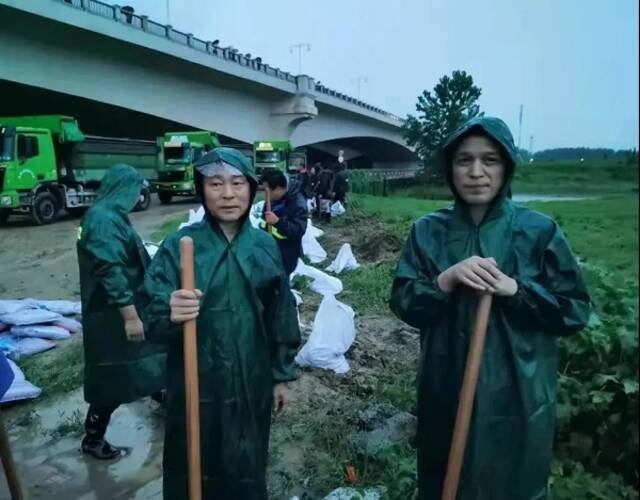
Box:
[55,0,404,124]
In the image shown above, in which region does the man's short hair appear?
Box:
[260,170,287,190]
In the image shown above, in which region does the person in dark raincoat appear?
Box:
[77,164,165,459]
[390,117,591,499]
[259,170,308,275]
[140,147,300,499]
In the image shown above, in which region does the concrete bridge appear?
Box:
[0,0,417,167]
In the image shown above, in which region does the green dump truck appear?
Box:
[253,140,306,176]
[154,131,219,204]
[0,115,158,225]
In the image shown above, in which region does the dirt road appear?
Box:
[0,197,199,300]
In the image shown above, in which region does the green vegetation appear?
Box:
[20,337,84,398]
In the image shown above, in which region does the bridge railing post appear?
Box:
[165,24,172,38]
[80,0,89,9]
[112,4,120,21]
[141,15,148,31]
[187,34,193,47]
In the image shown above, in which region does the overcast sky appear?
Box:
[125,0,638,151]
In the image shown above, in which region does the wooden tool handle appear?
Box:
[0,411,23,500]
[265,188,272,234]
[180,237,202,500]
[441,293,493,500]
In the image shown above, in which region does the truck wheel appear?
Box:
[0,209,10,225]
[158,191,173,204]
[135,188,151,212]
[32,192,59,225]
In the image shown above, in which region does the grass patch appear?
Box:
[20,337,84,398]
[49,408,84,439]
[341,263,395,315]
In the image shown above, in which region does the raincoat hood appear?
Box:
[442,116,519,210]
[95,164,144,215]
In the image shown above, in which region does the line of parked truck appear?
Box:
[0,115,307,225]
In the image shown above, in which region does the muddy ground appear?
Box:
[0,204,418,499]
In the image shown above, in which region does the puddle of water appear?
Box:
[1,390,164,499]
[512,194,598,202]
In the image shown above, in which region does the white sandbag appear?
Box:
[144,242,160,258]
[305,220,324,239]
[0,309,63,326]
[178,206,205,229]
[249,201,265,229]
[326,244,360,274]
[15,337,56,357]
[295,295,355,374]
[291,289,305,329]
[307,198,316,212]
[11,325,71,341]
[1,359,42,403]
[0,300,32,316]
[292,260,343,296]
[27,299,81,316]
[331,201,346,216]
[54,317,82,334]
[302,231,327,264]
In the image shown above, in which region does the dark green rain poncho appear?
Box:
[390,117,591,500]
[140,148,300,499]
[77,164,165,406]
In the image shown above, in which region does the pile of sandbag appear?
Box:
[0,299,81,361]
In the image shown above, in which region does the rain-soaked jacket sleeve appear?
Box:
[139,244,182,343]
[390,220,449,329]
[503,222,590,335]
[274,202,308,240]
[84,218,135,307]
[265,271,301,383]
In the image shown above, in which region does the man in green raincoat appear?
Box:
[77,164,166,459]
[390,117,591,499]
[140,147,300,499]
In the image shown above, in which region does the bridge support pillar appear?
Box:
[269,75,318,139]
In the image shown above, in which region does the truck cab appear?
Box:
[0,125,64,224]
[155,131,219,204]
[253,140,306,177]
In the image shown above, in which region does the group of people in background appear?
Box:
[296,149,349,222]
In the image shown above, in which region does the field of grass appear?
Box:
[390,160,638,199]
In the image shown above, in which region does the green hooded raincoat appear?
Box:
[140,148,301,499]
[77,164,166,406]
[390,117,591,500]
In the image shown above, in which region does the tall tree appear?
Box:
[403,70,482,180]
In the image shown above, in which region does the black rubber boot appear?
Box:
[81,436,122,460]
[82,405,121,459]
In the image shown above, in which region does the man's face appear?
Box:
[203,172,250,223]
[452,135,506,206]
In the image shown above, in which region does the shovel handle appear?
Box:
[265,188,272,234]
[180,237,201,500]
[441,293,493,500]
[0,410,23,500]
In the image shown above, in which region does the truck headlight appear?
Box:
[1,196,12,206]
